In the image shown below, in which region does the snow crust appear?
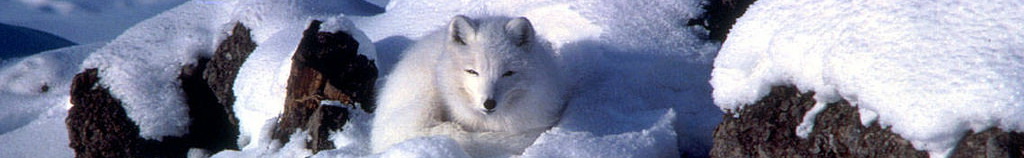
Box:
[522,110,679,157]
[712,0,1024,156]
[0,43,103,157]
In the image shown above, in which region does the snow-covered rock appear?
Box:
[80,1,229,140]
[271,20,377,153]
[712,0,1024,157]
[66,23,263,157]
[203,23,257,126]
[711,86,1024,157]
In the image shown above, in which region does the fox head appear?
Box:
[440,15,538,115]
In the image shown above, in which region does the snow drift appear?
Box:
[711,0,1024,157]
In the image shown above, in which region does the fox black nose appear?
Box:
[484,99,496,110]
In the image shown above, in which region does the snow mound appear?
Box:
[711,0,1024,157]
[0,43,103,157]
[211,127,314,158]
[0,0,186,43]
[522,110,678,157]
[0,43,100,134]
[226,1,378,151]
[81,2,230,140]
[377,136,471,158]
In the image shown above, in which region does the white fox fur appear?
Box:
[371,15,565,157]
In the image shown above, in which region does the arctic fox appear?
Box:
[371,15,564,156]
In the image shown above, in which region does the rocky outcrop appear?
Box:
[67,64,241,158]
[67,69,139,158]
[66,20,374,156]
[67,68,190,157]
[694,0,757,42]
[179,58,240,153]
[203,23,257,125]
[306,104,351,152]
[66,23,257,157]
[711,86,1024,157]
[271,20,377,154]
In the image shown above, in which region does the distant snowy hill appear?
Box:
[0,0,187,43]
[0,43,102,157]
[0,23,75,60]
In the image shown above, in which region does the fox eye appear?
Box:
[464,69,479,76]
[502,71,516,77]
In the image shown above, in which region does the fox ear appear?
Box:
[449,15,475,45]
[505,17,534,47]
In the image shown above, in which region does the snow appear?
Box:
[0,43,103,157]
[711,0,1024,157]
[312,105,473,158]
[211,127,314,158]
[226,1,380,151]
[336,0,720,156]
[223,0,720,156]
[2,0,721,157]
[0,0,187,43]
[375,136,471,158]
[522,110,679,157]
[80,1,231,140]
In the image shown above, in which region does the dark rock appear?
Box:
[951,129,1024,158]
[0,23,76,59]
[67,69,138,158]
[712,85,1024,156]
[306,105,350,152]
[711,86,1024,157]
[67,60,243,157]
[66,20,374,156]
[68,52,248,157]
[203,23,256,126]
[40,83,50,93]
[692,0,758,42]
[65,69,191,157]
[272,20,378,154]
[180,58,240,153]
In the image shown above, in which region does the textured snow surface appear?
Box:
[522,110,679,157]
[80,2,230,140]
[711,0,1024,157]
[0,43,102,157]
[375,136,471,158]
